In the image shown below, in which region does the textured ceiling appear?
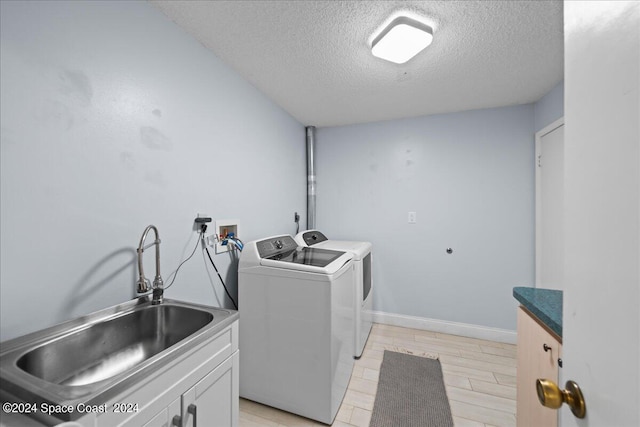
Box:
[150,0,563,127]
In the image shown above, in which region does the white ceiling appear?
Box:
[150,0,563,127]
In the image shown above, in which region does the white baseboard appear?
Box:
[371,311,517,345]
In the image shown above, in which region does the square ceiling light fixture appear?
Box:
[371,16,433,64]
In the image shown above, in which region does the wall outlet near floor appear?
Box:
[408,211,417,224]
[215,219,240,254]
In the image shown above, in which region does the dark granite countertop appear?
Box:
[513,287,563,338]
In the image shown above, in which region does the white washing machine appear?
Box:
[238,235,355,425]
[295,230,373,359]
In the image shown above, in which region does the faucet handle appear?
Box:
[137,277,151,293]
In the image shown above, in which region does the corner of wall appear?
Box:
[534,80,565,132]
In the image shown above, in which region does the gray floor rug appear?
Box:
[370,350,454,427]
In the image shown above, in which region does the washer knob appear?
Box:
[274,239,283,249]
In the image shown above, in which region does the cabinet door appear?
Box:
[143,408,168,427]
[181,351,239,427]
[141,397,181,427]
[517,307,561,427]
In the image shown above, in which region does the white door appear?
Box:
[536,120,565,290]
[560,2,639,426]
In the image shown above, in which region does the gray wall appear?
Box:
[0,0,565,340]
[534,81,564,131]
[0,1,305,341]
[315,105,537,331]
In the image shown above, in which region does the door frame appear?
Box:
[535,117,565,286]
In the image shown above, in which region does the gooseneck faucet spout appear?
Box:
[136,225,164,305]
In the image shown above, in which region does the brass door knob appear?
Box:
[536,379,586,418]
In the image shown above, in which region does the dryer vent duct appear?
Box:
[306,126,316,230]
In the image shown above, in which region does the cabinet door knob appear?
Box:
[543,343,552,352]
[536,379,586,418]
[172,415,182,427]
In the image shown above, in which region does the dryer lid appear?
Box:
[310,240,372,260]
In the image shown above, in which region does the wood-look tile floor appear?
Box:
[239,323,517,427]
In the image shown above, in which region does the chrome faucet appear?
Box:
[136,225,164,305]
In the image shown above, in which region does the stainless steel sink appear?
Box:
[17,304,213,387]
[0,297,238,423]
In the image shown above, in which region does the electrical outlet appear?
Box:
[408,211,417,224]
[194,213,212,233]
[205,234,218,247]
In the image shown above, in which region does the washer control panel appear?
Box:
[302,230,328,246]
[257,235,298,258]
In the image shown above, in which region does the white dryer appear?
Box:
[295,230,373,359]
[238,235,355,425]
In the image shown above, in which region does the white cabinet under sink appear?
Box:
[79,320,238,427]
[140,354,238,427]
[141,396,179,427]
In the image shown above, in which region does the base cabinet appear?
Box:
[140,352,238,427]
[75,320,239,427]
[179,352,239,427]
[142,397,180,427]
[516,307,562,427]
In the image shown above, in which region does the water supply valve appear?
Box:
[215,219,240,253]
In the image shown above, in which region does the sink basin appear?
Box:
[16,304,213,387]
[0,297,238,423]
